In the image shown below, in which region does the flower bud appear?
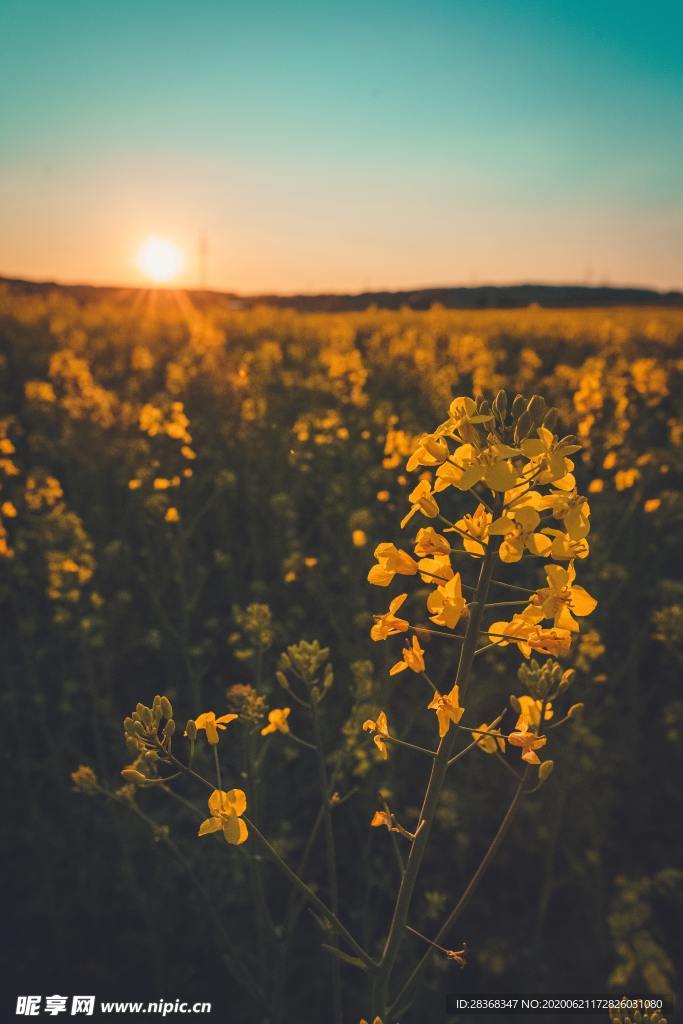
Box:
[121,768,147,784]
[514,410,532,443]
[567,703,584,719]
[493,390,508,420]
[275,670,291,693]
[511,394,525,417]
[160,696,173,720]
[543,408,559,432]
[509,694,521,713]
[184,719,197,741]
[537,760,554,786]
[163,718,176,738]
[526,394,546,426]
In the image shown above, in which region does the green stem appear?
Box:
[244,817,376,968]
[390,771,528,1016]
[484,600,530,608]
[212,745,222,792]
[490,579,535,594]
[370,536,497,1017]
[310,695,343,1024]
[383,734,437,759]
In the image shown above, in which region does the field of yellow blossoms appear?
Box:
[2,284,681,1021]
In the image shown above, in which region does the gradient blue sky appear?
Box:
[1,0,681,291]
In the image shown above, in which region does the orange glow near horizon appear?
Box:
[136,237,184,284]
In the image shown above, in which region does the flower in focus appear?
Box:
[527,562,597,632]
[261,708,291,736]
[452,503,492,556]
[389,635,425,676]
[406,432,450,472]
[539,488,591,540]
[488,614,573,658]
[515,696,553,730]
[400,479,440,528]
[371,594,410,641]
[427,573,466,630]
[508,725,548,765]
[413,526,450,557]
[520,427,580,484]
[435,442,519,493]
[488,506,552,563]
[542,528,590,561]
[428,683,464,738]
[417,552,453,584]
[192,711,239,745]
[367,543,418,586]
[198,788,248,845]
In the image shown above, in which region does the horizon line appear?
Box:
[2,271,682,299]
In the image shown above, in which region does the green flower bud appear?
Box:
[514,410,532,443]
[511,394,526,418]
[526,394,546,426]
[493,389,508,420]
[543,408,559,431]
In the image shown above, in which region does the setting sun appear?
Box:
[136,236,184,283]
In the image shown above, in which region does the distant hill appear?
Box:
[1,275,681,311]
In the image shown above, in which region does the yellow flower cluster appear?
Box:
[364,390,597,771]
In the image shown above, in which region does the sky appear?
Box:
[1,0,682,293]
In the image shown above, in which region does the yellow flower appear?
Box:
[198,788,248,845]
[363,711,390,759]
[520,427,580,484]
[164,507,180,522]
[472,722,506,754]
[389,635,425,676]
[488,613,573,658]
[435,442,519,494]
[542,527,589,561]
[352,529,368,546]
[360,1017,383,1024]
[539,488,591,540]
[413,526,450,557]
[427,573,466,630]
[643,498,661,513]
[508,725,548,765]
[527,562,597,632]
[400,479,440,528]
[1,501,17,517]
[452,502,492,556]
[367,543,419,586]
[515,696,553,730]
[371,594,410,641]
[489,506,552,563]
[406,432,450,472]
[417,552,453,584]
[261,708,291,736]
[192,711,239,745]
[428,683,464,738]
